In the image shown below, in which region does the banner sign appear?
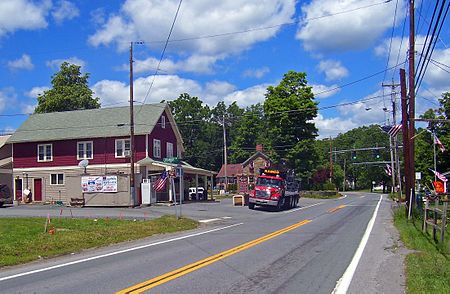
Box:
[82,176,118,193]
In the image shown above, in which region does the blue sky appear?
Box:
[1,0,449,138]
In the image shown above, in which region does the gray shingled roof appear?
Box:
[7,104,167,143]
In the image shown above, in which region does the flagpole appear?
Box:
[433,132,437,182]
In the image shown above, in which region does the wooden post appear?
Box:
[441,200,448,242]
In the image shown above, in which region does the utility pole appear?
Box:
[329,137,333,183]
[129,42,136,206]
[400,69,410,212]
[382,81,401,195]
[222,115,228,192]
[408,0,416,206]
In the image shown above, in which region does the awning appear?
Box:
[137,157,215,177]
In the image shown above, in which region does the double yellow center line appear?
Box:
[328,205,346,213]
[117,219,311,293]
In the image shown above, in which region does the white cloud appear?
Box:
[89,0,295,71]
[122,55,220,74]
[314,113,358,138]
[224,84,269,107]
[311,84,340,99]
[0,0,51,37]
[52,0,79,23]
[375,35,450,91]
[25,86,49,98]
[7,54,34,71]
[46,57,86,70]
[93,74,271,108]
[317,60,348,81]
[243,67,270,79]
[297,0,404,53]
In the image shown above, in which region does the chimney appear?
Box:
[256,144,263,152]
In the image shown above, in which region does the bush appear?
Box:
[323,182,336,191]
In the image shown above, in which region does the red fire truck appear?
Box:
[248,168,299,210]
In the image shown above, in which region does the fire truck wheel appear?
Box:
[249,203,255,210]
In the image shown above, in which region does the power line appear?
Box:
[137,0,184,110]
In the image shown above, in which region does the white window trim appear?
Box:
[50,173,64,185]
[166,142,173,158]
[153,139,161,158]
[115,139,131,158]
[77,141,94,160]
[37,144,53,162]
[161,115,166,129]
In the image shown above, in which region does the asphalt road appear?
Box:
[0,192,407,294]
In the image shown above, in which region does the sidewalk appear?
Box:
[348,196,410,294]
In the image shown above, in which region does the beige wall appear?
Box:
[13,165,140,206]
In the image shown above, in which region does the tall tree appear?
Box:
[263,71,318,178]
[35,62,100,113]
[229,103,268,163]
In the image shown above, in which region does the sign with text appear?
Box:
[81,176,118,193]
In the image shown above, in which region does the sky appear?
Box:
[0,0,449,138]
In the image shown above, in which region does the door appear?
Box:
[15,179,22,202]
[34,179,42,201]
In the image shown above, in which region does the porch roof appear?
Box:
[137,157,215,176]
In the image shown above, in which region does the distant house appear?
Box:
[7,103,214,206]
[217,145,271,193]
[0,135,13,205]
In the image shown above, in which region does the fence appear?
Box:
[423,196,449,242]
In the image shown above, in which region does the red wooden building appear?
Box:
[7,103,214,206]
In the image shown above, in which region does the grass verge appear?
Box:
[302,192,342,199]
[393,208,449,293]
[0,215,198,267]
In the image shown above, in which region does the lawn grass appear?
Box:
[0,215,198,267]
[393,208,449,293]
[302,192,342,199]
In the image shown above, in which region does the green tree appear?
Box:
[229,103,268,163]
[35,62,100,113]
[263,71,318,178]
[167,93,214,169]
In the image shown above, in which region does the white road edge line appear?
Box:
[198,216,232,223]
[0,222,244,282]
[332,195,383,294]
[281,202,323,214]
[338,194,347,200]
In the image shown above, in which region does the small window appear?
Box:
[161,115,166,129]
[166,142,173,158]
[77,141,93,160]
[115,139,131,157]
[38,144,52,162]
[153,139,161,158]
[50,173,64,185]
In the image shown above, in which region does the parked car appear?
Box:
[189,187,205,200]
[0,184,12,207]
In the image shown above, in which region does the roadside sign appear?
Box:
[415,172,422,180]
[433,181,446,194]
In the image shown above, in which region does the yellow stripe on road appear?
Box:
[117,219,311,294]
[328,205,346,213]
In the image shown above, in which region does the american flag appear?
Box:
[384,164,392,176]
[380,124,402,137]
[434,135,446,153]
[153,171,168,191]
[430,169,448,182]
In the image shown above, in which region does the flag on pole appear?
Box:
[434,135,446,153]
[430,169,448,182]
[380,124,402,137]
[384,164,392,176]
[153,171,168,191]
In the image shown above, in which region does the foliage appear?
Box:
[263,71,318,178]
[35,62,100,113]
[393,208,449,293]
[0,216,198,267]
